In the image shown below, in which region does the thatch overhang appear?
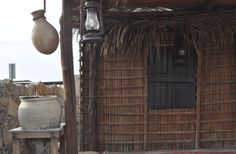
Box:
[101,9,236,55]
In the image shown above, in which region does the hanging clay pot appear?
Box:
[18,96,62,130]
[31,10,59,55]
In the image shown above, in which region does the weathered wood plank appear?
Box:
[74,0,236,8]
[10,125,65,139]
[60,0,78,152]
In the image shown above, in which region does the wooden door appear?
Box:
[148,47,197,109]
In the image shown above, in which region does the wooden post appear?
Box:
[50,138,58,154]
[60,131,66,154]
[60,0,78,153]
[88,45,98,151]
[12,139,20,154]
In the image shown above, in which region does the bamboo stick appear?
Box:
[200,138,236,142]
[195,48,202,149]
[98,76,145,80]
[200,118,236,123]
[200,100,236,105]
[143,61,148,151]
[85,95,146,98]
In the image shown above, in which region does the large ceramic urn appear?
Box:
[18,96,62,130]
[31,10,59,55]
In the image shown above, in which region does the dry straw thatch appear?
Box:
[99,9,236,56]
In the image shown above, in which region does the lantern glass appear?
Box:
[85,7,100,31]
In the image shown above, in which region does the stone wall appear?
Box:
[0,79,63,154]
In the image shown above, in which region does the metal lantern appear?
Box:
[80,0,104,43]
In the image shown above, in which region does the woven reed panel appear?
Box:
[79,38,236,152]
[80,48,196,151]
[199,43,236,148]
[147,108,196,150]
[96,51,145,152]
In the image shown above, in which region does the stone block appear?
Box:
[3,123,12,145]
[0,98,9,108]
[8,98,19,117]
[0,135,3,148]
[0,109,7,125]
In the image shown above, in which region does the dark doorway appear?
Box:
[148,46,197,110]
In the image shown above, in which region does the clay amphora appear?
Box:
[31,10,59,55]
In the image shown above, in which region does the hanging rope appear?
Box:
[44,0,46,11]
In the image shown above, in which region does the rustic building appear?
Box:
[73,0,236,152]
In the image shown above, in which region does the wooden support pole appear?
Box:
[60,0,78,153]
[88,45,98,151]
[203,0,217,10]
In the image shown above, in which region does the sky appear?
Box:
[0,0,80,82]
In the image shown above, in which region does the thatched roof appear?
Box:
[82,9,236,57]
[75,1,236,57]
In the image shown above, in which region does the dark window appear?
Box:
[148,47,197,110]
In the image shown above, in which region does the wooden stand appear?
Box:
[9,123,65,154]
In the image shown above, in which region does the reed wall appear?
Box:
[79,37,236,152]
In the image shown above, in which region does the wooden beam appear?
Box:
[102,9,236,21]
[73,0,236,9]
[203,0,217,10]
[74,0,203,8]
[88,45,98,151]
[103,10,202,19]
[60,0,78,153]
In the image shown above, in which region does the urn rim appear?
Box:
[19,95,58,102]
[31,9,46,20]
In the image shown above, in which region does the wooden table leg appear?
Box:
[51,138,58,154]
[60,134,65,154]
[13,139,20,154]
